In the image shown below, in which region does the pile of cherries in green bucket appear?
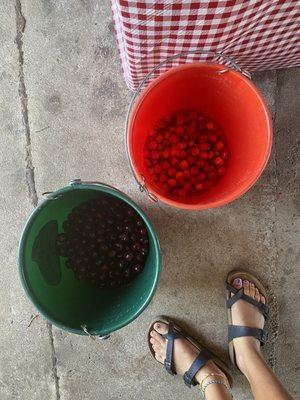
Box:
[143,110,230,198]
[56,196,149,289]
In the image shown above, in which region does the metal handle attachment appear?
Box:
[81,324,110,341]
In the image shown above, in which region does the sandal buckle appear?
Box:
[261,331,269,343]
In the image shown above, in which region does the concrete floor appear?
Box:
[0,1,299,399]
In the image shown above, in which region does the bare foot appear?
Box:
[150,322,226,385]
[230,277,266,376]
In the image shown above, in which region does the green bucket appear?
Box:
[18,180,161,338]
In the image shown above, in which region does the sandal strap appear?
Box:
[226,283,271,320]
[183,349,212,387]
[162,321,186,375]
[228,324,269,345]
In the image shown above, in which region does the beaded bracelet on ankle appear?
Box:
[200,379,232,399]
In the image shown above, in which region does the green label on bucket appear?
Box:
[31,220,62,285]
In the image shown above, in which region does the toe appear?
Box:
[249,282,256,298]
[243,279,250,295]
[155,353,164,364]
[232,277,243,291]
[150,330,165,345]
[152,342,161,352]
[261,295,266,304]
[154,322,168,335]
[255,288,260,302]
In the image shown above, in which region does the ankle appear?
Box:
[234,337,264,378]
[195,360,227,386]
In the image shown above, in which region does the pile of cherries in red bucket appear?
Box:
[143,110,230,199]
[56,196,149,289]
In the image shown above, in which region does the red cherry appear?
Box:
[203,164,211,173]
[208,134,218,143]
[170,135,179,144]
[199,151,208,159]
[199,134,208,142]
[170,148,179,157]
[175,172,184,181]
[187,155,195,165]
[183,170,190,179]
[171,157,179,166]
[191,147,200,156]
[156,134,163,143]
[187,122,197,134]
[148,167,154,175]
[179,160,188,170]
[198,173,206,182]
[157,144,164,151]
[162,150,170,159]
[154,165,162,174]
[148,141,157,150]
[190,166,199,176]
[151,150,159,160]
[195,183,204,191]
[206,121,216,130]
[176,126,184,135]
[179,150,187,159]
[207,151,214,159]
[165,132,170,139]
[199,143,210,151]
[177,142,187,150]
[183,182,192,192]
[196,160,205,169]
[178,189,186,197]
[188,140,194,147]
[215,141,225,151]
[144,150,151,159]
[168,167,176,177]
[214,157,225,166]
[162,161,170,170]
[159,174,168,183]
[190,177,197,185]
[167,178,177,188]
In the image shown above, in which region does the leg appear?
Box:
[150,322,232,399]
[230,278,293,400]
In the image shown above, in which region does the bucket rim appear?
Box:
[18,182,162,336]
[126,62,273,210]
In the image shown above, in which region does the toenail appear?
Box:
[233,278,242,285]
[155,323,160,329]
[244,280,249,285]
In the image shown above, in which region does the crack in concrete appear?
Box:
[48,323,61,400]
[15,0,38,207]
[267,70,280,371]
[15,2,61,399]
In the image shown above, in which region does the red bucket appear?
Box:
[127,62,272,210]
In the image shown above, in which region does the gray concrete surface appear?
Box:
[0,1,299,399]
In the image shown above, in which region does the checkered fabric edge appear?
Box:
[111,0,300,90]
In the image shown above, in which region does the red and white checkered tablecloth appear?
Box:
[111,0,300,90]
